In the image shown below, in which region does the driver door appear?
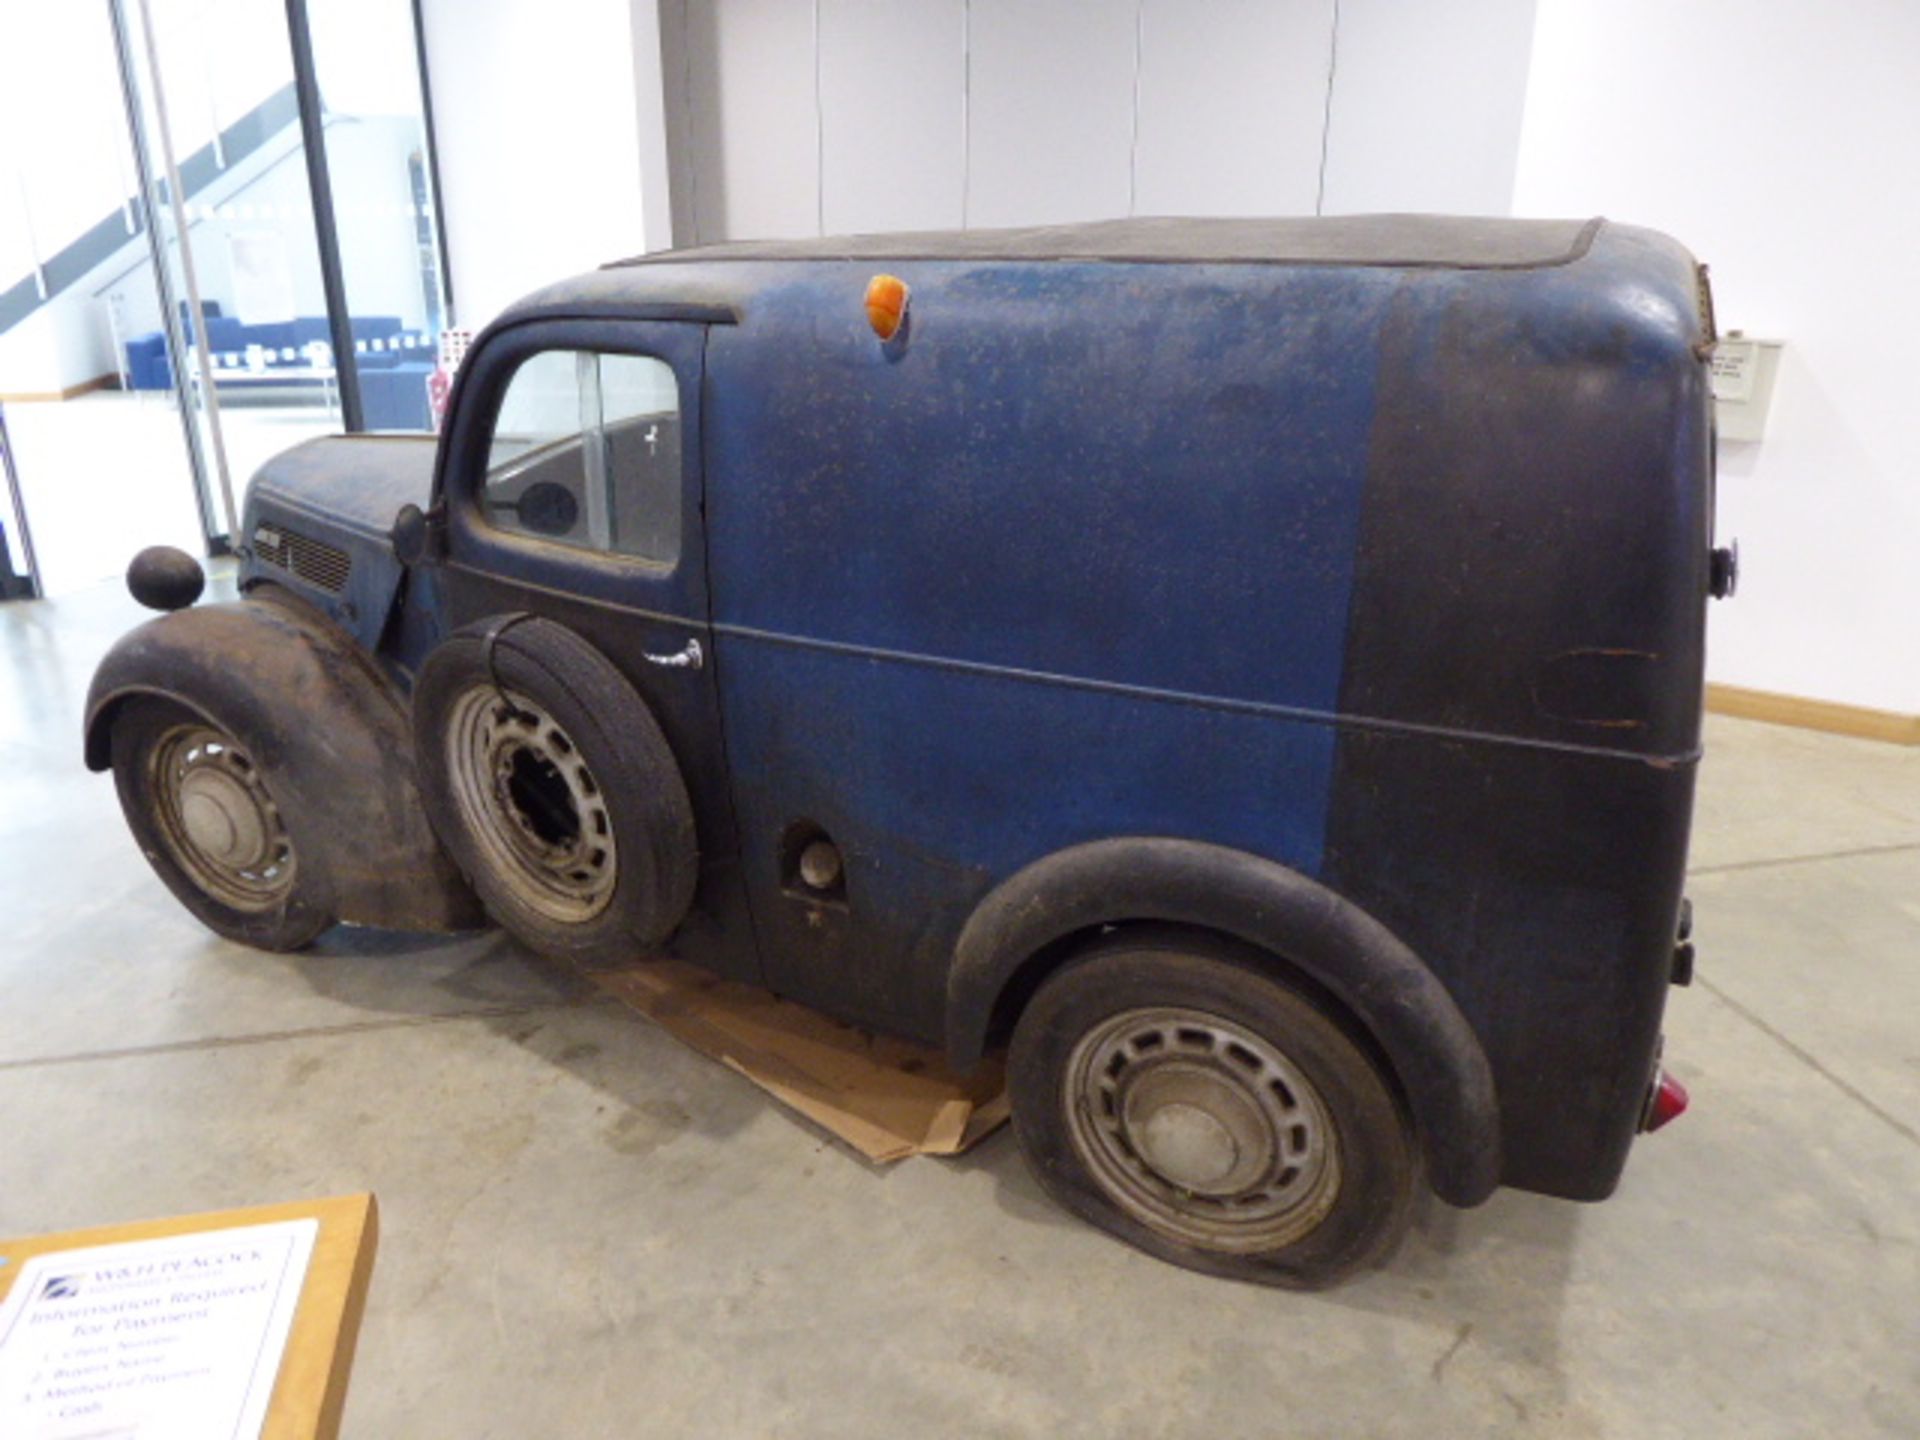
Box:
[436,316,758,983]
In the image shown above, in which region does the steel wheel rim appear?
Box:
[1063,1006,1341,1252]
[445,685,617,924]
[149,724,297,913]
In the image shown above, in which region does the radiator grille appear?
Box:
[253,523,351,594]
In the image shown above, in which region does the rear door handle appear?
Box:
[643,638,704,671]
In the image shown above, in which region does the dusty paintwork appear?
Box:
[85,589,481,932]
[242,433,436,653]
[84,214,1722,1214]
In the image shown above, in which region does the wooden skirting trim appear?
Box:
[1707,683,1920,746]
[0,372,119,402]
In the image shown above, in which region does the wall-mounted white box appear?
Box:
[1711,334,1785,442]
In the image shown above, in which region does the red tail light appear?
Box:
[1642,1069,1690,1132]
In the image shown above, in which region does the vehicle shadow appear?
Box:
[942,1126,1081,1231]
[281,923,592,1016]
[458,990,803,1154]
[279,928,829,1154]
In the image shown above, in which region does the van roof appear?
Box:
[609,214,1603,272]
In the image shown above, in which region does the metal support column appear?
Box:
[284,0,365,432]
[410,0,456,325]
[106,0,225,549]
[0,403,43,600]
[131,0,241,540]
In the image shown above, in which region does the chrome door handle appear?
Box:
[643,637,704,671]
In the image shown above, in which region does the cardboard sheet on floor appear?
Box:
[593,960,1009,1162]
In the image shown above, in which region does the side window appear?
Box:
[481,350,681,564]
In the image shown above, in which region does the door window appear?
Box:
[481,350,681,564]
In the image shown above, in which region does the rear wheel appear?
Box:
[1008,931,1416,1287]
[109,697,334,950]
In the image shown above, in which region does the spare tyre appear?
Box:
[412,615,698,966]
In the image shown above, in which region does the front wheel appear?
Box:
[109,696,335,951]
[1008,931,1416,1288]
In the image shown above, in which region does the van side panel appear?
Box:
[704,262,1392,1036]
[709,642,1350,1033]
[707,262,1395,714]
[700,227,1710,1203]
[1325,225,1713,1199]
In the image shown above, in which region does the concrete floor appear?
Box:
[2,579,1916,1439]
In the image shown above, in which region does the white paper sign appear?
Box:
[1709,340,1758,402]
[0,1218,317,1440]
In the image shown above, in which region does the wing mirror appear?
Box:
[515,481,580,538]
[391,503,436,565]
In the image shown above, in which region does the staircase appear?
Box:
[0,82,301,342]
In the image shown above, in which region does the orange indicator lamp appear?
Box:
[865,274,909,341]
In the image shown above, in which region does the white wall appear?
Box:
[328,121,436,329]
[1132,0,1333,219]
[682,0,819,240]
[1320,0,1537,216]
[818,0,965,234]
[0,305,114,396]
[631,0,678,252]
[1514,0,1920,715]
[306,0,426,116]
[672,0,1349,242]
[668,0,1541,246]
[0,0,139,391]
[421,0,649,325]
[0,2,135,279]
[964,0,1139,227]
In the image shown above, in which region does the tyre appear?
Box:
[1008,929,1417,1288]
[110,696,335,951]
[411,616,697,967]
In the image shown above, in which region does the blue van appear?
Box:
[87,216,1727,1286]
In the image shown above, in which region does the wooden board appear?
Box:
[1707,682,1920,746]
[0,374,120,403]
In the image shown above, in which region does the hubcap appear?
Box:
[445,685,617,924]
[179,768,270,866]
[1128,1065,1268,1194]
[149,725,296,912]
[1064,1006,1341,1253]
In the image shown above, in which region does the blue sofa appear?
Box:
[124,308,435,430]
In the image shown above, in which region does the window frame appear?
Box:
[440,315,710,617]
[479,346,684,566]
